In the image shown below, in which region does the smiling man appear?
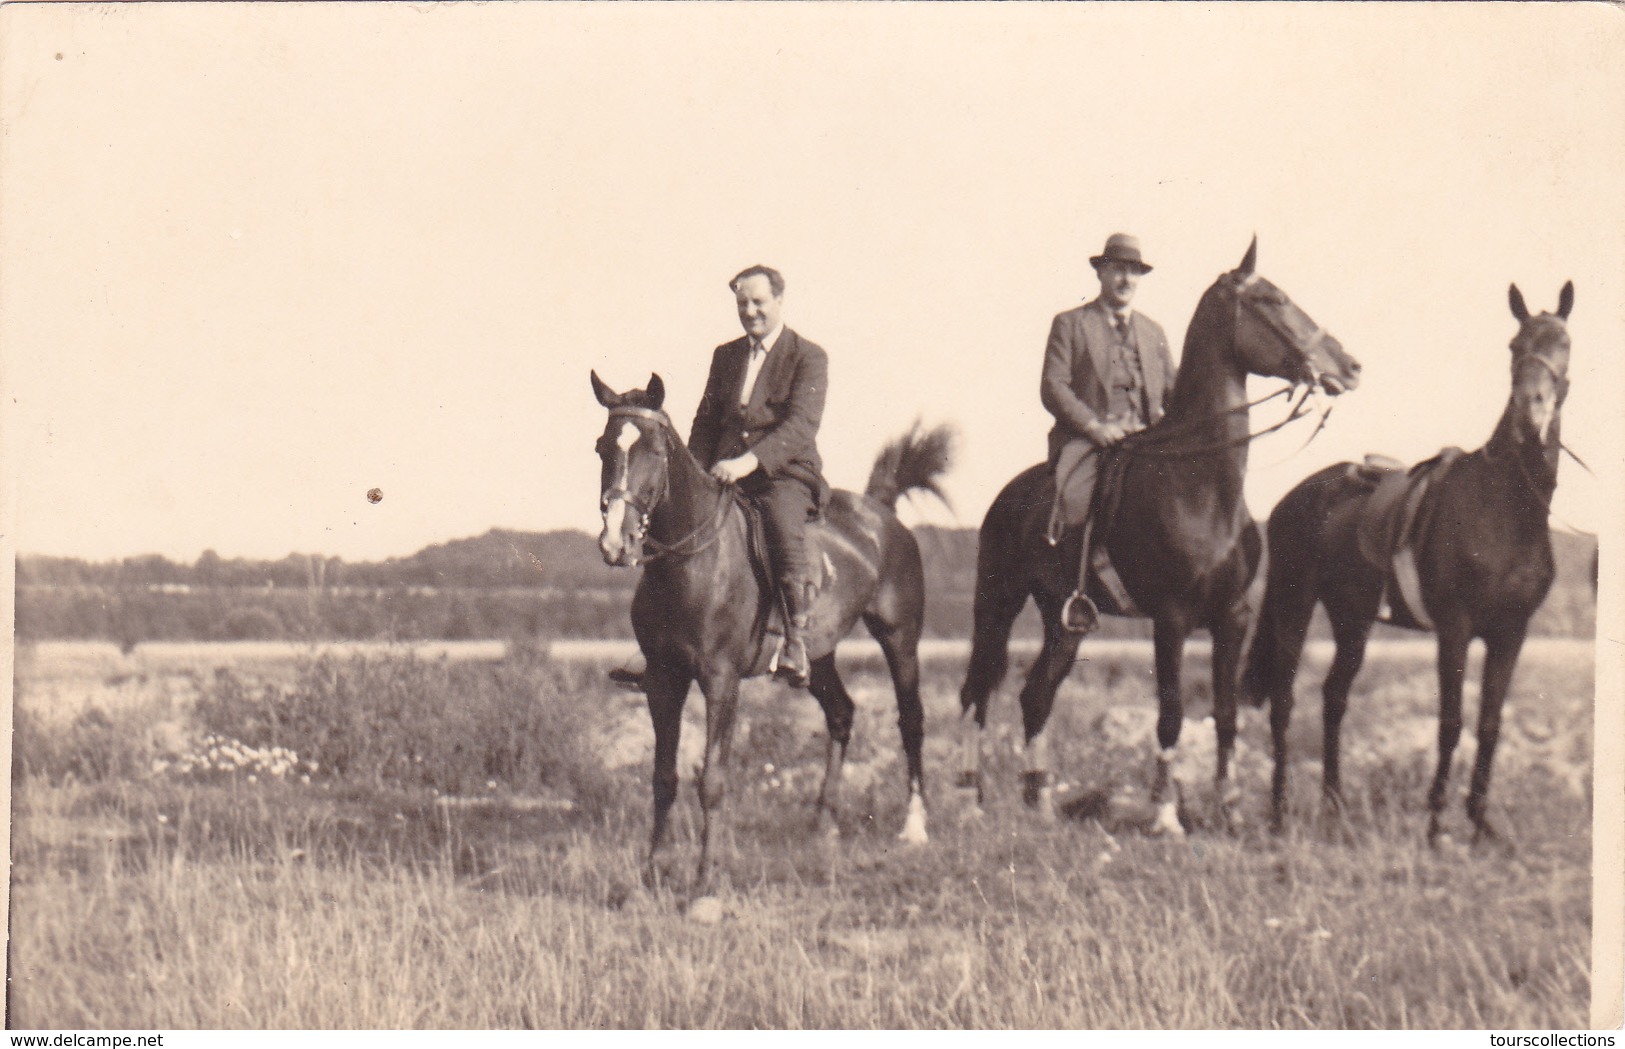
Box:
[688,265,829,686]
[1041,233,1177,633]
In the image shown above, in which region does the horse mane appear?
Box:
[864,421,955,510]
[1163,273,1241,415]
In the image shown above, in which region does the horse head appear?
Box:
[1506,282,1573,445]
[1225,237,1362,396]
[591,371,673,567]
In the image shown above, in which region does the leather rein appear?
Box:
[1101,272,1337,463]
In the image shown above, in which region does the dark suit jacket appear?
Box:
[1040,298,1177,465]
[689,328,828,495]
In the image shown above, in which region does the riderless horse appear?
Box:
[1243,283,1573,847]
[592,372,951,887]
[957,240,1361,834]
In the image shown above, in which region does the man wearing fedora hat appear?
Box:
[1041,232,1177,633]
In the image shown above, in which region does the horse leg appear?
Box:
[1149,615,1191,837]
[1247,536,1321,834]
[807,653,855,839]
[1467,627,1527,849]
[643,658,693,889]
[1321,602,1376,826]
[864,610,929,846]
[957,573,1028,815]
[694,665,743,891]
[1426,622,1473,847]
[1209,599,1250,833]
[1015,593,1083,822]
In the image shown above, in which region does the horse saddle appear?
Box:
[1047,442,1140,618]
[736,496,833,636]
[1351,447,1464,628]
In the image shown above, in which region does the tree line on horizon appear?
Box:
[14,525,1597,645]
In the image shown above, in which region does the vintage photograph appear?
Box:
[3,2,1620,1031]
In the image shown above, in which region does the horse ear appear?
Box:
[1508,284,1530,323]
[1238,235,1258,276]
[590,370,619,408]
[647,373,666,409]
[1557,281,1574,320]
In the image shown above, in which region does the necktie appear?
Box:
[741,341,765,407]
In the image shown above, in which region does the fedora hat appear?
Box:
[1090,233,1152,274]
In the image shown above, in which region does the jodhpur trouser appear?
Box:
[743,474,816,594]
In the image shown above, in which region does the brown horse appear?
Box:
[1242,283,1573,847]
[591,372,951,887]
[957,240,1362,834]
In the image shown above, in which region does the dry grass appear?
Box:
[7,639,1594,1029]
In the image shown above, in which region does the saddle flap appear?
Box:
[738,498,831,637]
[1354,446,1464,570]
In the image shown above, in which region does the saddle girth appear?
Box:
[1350,447,1465,629]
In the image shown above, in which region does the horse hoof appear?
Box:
[1428,829,1459,854]
[1217,785,1243,835]
[1472,823,1515,857]
[1149,802,1185,838]
[687,895,725,925]
[954,786,985,822]
[897,795,929,845]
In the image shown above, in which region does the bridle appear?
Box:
[1486,339,1577,509]
[1111,271,1336,461]
[1235,269,1337,388]
[599,404,733,564]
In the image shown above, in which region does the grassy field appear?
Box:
[7,637,1595,1028]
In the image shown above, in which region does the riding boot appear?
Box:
[775,579,813,688]
[1061,514,1101,634]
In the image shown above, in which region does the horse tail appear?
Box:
[1238,594,1276,707]
[1240,463,1350,707]
[865,420,956,511]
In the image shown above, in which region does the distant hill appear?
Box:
[14,524,1596,642]
[371,528,628,591]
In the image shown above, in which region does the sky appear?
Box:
[3,2,1623,564]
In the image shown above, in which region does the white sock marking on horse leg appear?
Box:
[1151,746,1184,836]
[898,791,929,845]
[1025,728,1056,820]
[1153,801,1185,837]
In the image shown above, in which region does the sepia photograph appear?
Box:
[2,1,1621,1032]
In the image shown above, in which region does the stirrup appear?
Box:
[1061,591,1100,634]
[771,636,810,687]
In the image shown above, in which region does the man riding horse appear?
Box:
[688,264,830,687]
[1042,233,1178,632]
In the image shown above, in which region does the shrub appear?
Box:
[191,649,622,810]
[13,703,162,784]
[221,606,287,640]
